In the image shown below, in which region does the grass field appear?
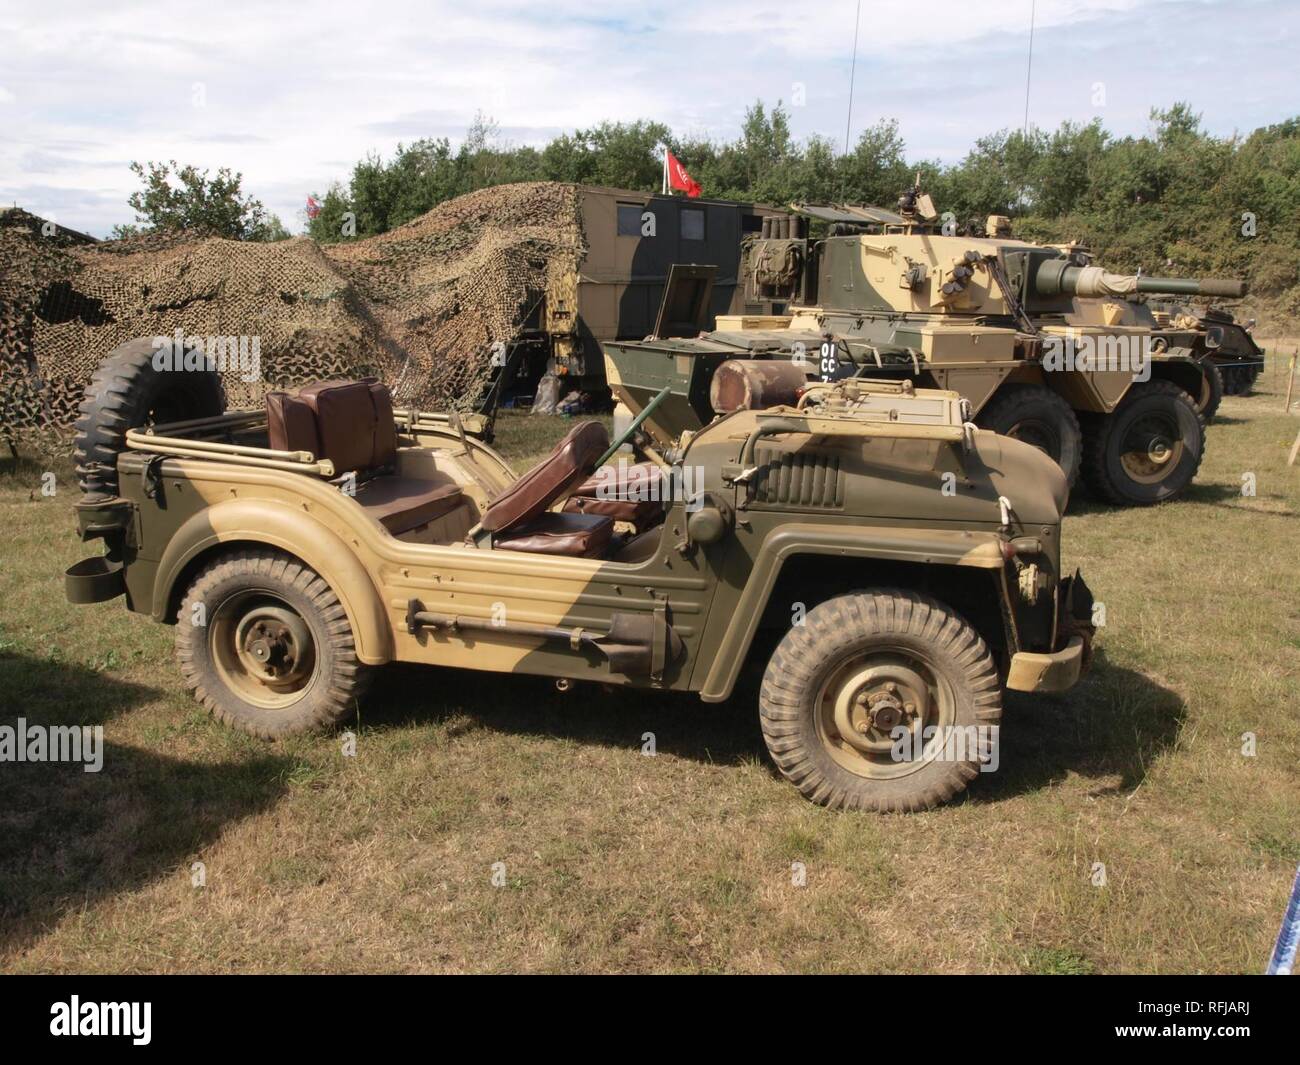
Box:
[2,352,1298,974]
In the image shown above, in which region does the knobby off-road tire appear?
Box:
[759,590,1002,813]
[1081,380,1205,506]
[1198,360,1224,421]
[73,336,225,498]
[176,549,372,738]
[1220,361,1258,396]
[975,385,1083,486]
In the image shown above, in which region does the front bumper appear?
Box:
[1006,569,1095,693]
[1007,635,1086,692]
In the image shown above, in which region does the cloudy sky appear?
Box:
[1,0,1295,237]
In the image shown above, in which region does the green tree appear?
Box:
[114,160,280,240]
[305,183,354,244]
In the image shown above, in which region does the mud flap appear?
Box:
[1057,568,1096,672]
[1061,569,1094,627]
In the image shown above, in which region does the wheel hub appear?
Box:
[1142,433,1173,466]
[1119,413,1182,483]
[833,664,930,755]
[234,606,312,687]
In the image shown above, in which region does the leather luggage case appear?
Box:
[295,380,383,473]
[266,391,322,457]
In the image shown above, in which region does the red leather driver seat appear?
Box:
[481,421,614,558]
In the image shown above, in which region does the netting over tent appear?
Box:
[0,182,587,449]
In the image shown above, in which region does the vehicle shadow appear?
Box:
[367,660,769,766]
[367,644,1185,808]
[0,653,291,960]
[1068,481,1291,515]
[974,646,1186,805]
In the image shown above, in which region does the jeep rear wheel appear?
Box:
[759,590,1002,812]
[176,549,371,738]
[1081,380,1204,506]
[975,385,1082,486]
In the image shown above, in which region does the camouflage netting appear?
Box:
[0,182,586,449]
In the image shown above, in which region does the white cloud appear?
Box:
[1,0,1295,236]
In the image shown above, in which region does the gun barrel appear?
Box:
[1134,276,1247,299]
[1035,261,1248,300]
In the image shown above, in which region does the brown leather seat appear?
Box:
[267,379,464,537]
[267,378,397,472]
[572,461,662,498]
[354,476,464,536]
[562,493,663,528]
[563,460,664,529]
[481,420,610,532]
[480,421,613,555]
[494,512,614,558]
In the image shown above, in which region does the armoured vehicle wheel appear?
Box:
[975,386,1082,486]
[176,549,371,738]
[1220,363,1256,396]
[74,337,225,499]
[759,590,1001,812]
[1081,380,1204,506]
[1198,361,1224,421]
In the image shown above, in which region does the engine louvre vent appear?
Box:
[752,446,844,508]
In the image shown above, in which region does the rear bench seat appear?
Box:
[266,378,465,537]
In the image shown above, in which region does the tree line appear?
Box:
[118,102,1300,309]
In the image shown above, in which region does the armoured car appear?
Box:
[604,186,1254,506]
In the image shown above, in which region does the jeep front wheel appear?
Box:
[759,590,1002,812]
[176,549,371,738]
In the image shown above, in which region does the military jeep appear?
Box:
[65,338,1093,812]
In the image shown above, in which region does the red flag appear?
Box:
[305,194,322,220]
[665,149,701,198]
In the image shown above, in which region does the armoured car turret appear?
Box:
[605,184,1257,507]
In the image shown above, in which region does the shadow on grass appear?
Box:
[1066,480,1289,515]
[365,643,1184,807]
[0,653,292,958]
[366,659,769,767]
[978,645,1186,804]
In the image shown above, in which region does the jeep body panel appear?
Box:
[70,377,1084,707]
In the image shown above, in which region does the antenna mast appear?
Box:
[1023,0,1036,135]
[843,0,862,155]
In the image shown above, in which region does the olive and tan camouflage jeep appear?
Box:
[64,338,1094,812]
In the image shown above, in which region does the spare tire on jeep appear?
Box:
[74,337,226,499]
